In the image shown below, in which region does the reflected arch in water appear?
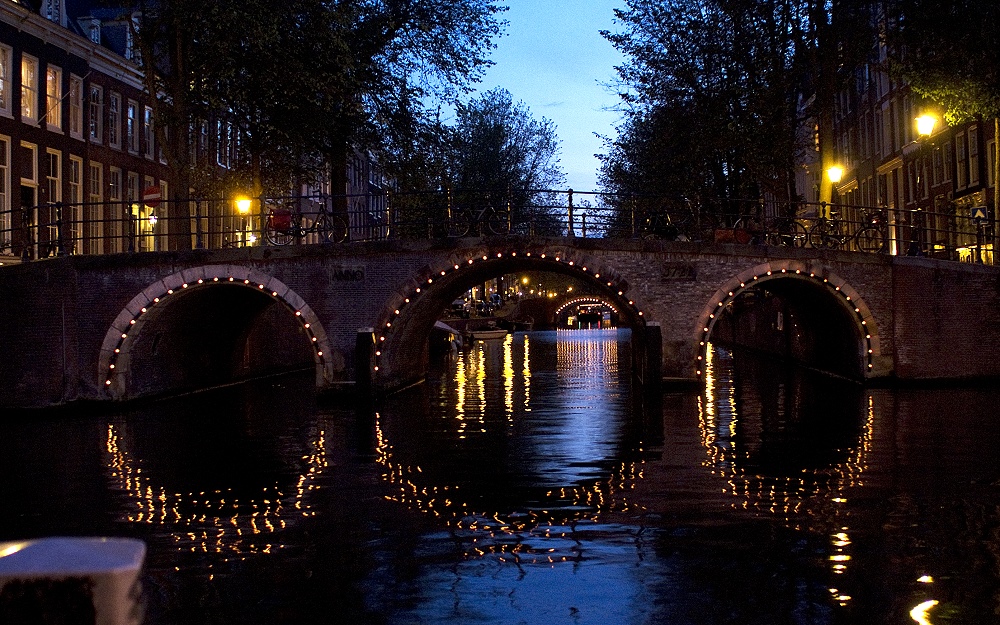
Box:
[699,345,874,601]
[98,265,334,400]
[103,377,331,558]
[372,330,649,562]
[370,248,653,392]
[693,261,882,380]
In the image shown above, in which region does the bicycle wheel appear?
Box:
[766,221,807,247]
[853,226,885,254]
[318,213,348,243]
[486,209,510,235]
[808,221,832,249]
[448,210,471,237]
[264,209,295,245]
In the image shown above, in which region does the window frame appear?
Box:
[108,92,121,149]
[45,65,62,131]
[88,84,103,144]
[20,54,38,123]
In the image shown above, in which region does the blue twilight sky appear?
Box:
[473,0,627,193]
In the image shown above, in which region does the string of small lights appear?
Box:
[694,264,878,378]
[370,249,645,379]
[99,266,333,397]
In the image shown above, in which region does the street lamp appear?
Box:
[826,166,844,184]
[234,195,252,246]
[910,114,938,256]
[916,114,937,138]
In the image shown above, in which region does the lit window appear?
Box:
[0,45,11,116]
[21,56,38,122]
[45,66,61,130]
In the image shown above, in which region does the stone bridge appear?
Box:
[2,236,1000,409]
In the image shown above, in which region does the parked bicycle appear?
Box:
[447,202,510,237]
[853,208,889,253]
[807,209,850,249]
[764,217,809,248]
[264,203,348,245]
[641,212,682,240]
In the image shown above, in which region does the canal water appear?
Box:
[2,329,1000,624]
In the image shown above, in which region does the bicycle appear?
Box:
[641,212,682,240]
[807,210,850,249]
[264,202,348,245]
[852,208,889,254]
[447,203,509,237]
[764,217,808,247]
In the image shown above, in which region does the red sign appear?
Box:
[142,186,162,208]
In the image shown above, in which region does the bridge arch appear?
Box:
[369,246,654,392]
[99,264,335,401]
[694,259,881,380]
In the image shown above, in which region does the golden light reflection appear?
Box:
[909,599,939,625]
[698,343,875,603]
[105,423,327,558]
[0,542,27,558]
[373,332,644,565]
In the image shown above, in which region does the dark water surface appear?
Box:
[3,329,1000,624]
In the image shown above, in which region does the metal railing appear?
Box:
[0,190,994,266]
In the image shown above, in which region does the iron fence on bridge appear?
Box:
[0,189,994,265]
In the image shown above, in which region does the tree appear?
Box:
[600,0,876,218]
[886,0,1000,232]
[127,0,506,247]
[443,88,566,234]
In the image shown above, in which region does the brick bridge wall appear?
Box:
[2,238,999,409]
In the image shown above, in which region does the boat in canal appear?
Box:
[466,328,509,340]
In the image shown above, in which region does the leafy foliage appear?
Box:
[887,0,1000,124]
[128,0,507,196]
[600,0,877,215]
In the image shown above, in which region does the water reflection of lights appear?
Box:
[699,343,874,604]
[379,331,643,564]
[105,423,327,559]
[909,599,939,624]
[374,413,645,562]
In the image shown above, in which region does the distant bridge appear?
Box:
[2,236,1000,409]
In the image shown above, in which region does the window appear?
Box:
[0,136,9,235]
[68,75,82,138]
[126,100,138,152]
[0,45,11,116]
[969,126,979,186]
[46,149,61,203]
[143,106,153,158]
[108,92,120,148]
[216,120,230,168]
[20,141,37,187]
[45,65,61,130]
[944,142,953,183]
[127,171,140,203]
[108,166,122,202]
[88,162,102,203]
[988,139,997,189]
[89,85,103,143]
[43,0,66,26]
[21,55,38,122]
[956,133,968,190]
[68,156,82,204]
[85,162,102,254]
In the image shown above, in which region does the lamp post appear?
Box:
[235,195,252,247]
[910,114,937,256]
[823,166,843,220]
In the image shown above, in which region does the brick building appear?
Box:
[822,13,997,261]
[0,0,173,260]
